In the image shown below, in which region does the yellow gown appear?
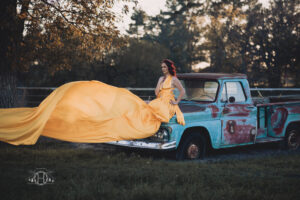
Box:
[0,75,185,145]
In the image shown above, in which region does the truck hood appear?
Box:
[178,101,216,113]
[164,101,220,124]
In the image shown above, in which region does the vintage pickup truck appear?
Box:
[108,73,300,160]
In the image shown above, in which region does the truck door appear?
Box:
[220,81,257,146]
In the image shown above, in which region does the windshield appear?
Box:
[180,79,219,102]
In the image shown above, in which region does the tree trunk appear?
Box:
[267,65,282,88]
[0,0,28,108]
[0,72,17,108]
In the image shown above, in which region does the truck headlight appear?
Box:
[151,127,172,142]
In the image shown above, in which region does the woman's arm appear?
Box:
[171,77,186,105]
[155,77,164,96]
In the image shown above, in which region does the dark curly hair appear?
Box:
[162,59,177,76]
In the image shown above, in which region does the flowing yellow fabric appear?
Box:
[0,76,185,145]
[150,75,185,125]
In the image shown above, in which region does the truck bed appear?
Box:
[253,95,300,105]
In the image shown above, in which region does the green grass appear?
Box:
[0,141,299,200]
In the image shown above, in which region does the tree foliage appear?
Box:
[130,0,207,72]
[110,39,170,87]
[0,0,132,107]
[1,0,299,108]
[10,0,129,73]
[200,0,299,87]
[127,8,148,38]
[250,0,300,87]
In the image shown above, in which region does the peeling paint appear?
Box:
[222,104,252,117]
[289,106,300,114]
[223,120,255,144]
[257,128,266,137]
[271,107,288,135]
[208,105,219,118]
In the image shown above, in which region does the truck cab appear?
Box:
[108,73,300,160]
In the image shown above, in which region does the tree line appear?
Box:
[126,0,299,88]
[1,0,299,108]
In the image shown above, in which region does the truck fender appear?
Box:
[177,127,212,150]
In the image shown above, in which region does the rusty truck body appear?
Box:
[108,73,300,160]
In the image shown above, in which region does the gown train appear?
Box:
[0,75,185,145]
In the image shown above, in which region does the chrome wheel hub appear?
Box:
[187,144,199,159]
[288,130,300,150]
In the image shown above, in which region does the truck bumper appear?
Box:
[106,140,177,150]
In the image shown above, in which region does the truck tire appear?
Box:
[284,125,300,150]
[176,133,206,160]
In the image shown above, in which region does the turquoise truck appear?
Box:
[108,73,300,160]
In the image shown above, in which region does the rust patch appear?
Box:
[223,104,252,117]
[271,107,288,135]
[226,120,236,134]
[289,107,300,114]
[257,128,266,137]
[208,105,219,118]
[222,107,231,115]
[223,120,255,144]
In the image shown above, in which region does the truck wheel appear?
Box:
[176,133,206,160]
[285,127,300,150]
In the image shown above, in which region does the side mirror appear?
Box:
[229,96,235,103]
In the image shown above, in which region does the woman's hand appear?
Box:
[170,100,178,105]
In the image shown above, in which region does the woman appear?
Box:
[0,59,185,145]
[155,59,185,105]
[152,59,185,124]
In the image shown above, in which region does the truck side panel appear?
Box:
[172,120,222,149]
[219,79,257,147]
[267,103,300,137]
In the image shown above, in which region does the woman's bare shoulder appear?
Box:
[172,76,180,82]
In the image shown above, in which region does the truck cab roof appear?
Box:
[177,73,247,80]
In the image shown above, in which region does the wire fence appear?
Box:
[16,86,300,107]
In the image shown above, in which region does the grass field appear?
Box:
[0,140,300,200]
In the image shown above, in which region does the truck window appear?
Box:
[221,82,246,102]
[180,80,219,102]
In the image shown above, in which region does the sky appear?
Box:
[113,0,166,34]
[114,0,270,34]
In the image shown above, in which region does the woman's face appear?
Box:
[161,63,169,75]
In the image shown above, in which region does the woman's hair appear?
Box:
[162,59,177,76]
